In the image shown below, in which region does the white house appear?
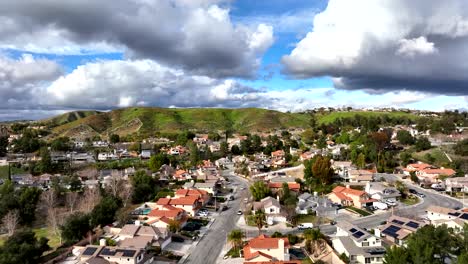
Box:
[253,196,286,225]
[333,221,385,264]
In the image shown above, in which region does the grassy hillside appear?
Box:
[49,107,310,138]
[41,110,101,127]
[316,111,417,124]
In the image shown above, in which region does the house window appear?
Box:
[351,255,357,261]
[365,257,371,263]
[362,242,369,247]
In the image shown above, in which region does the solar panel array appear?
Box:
[391,219,404,225]
[99,248,136,257]
[449,212,461,217]
[406,221,420,229]
[460,213,468,220]
[82,247,98,256]
[382,225,401,238]
[349,228,357,233]
[353,231,365,238]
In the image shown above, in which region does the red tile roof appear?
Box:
[246,234,290,249]
[244,261,301,264]
[332,186,365,197]
[147,207,184,219]
[156,196,198,206]
[268,182,300,191]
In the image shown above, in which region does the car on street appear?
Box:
[409,189,418,194]
[237,210,243,215]
[417,193,426,198]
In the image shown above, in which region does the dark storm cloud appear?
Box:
[0,0,273,78]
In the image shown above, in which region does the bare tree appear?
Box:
[78,187,101,213]
[108,170,123,197]
[119,184,133,207]
[2,210,19,236]
[65,191,79,214]
[41,189,63,243]
[42,189,57,209]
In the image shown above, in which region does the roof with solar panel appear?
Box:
[381,215,426,241]
[336,221,372,242]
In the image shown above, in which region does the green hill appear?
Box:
[47,107,310,139]
[316,111,417,124]
[41,110,101,127]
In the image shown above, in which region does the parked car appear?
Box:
[298,223,314,229]
[417,193,426,198]
[237,210,243,215]
[229,195,235,201]
[409,189,418,194]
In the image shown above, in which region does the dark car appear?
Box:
[409,189,417,194]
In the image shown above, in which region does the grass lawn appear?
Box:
[412,148,451,167]
[33,227,62,249]
[225,246,242,258]
[400,196,420,206]
[297,214,317,224]
[0,165,28,179]
[0,227,61,249]
[345,206,372,216]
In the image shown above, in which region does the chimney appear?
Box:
[278,238,285,249]
[277,195,280,201]
[99,238,106,246]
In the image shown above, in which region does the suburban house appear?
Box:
[77,245,152,264]
[426,205,468,232]
[445,176,468,193]
[328,186,373,209]
[403,162,456,183]
[116,223,171,249]
[365,182,400,203]
[268,182,300,194]
[332,221,385,264]
[175,188,210,205]
[348,170,374,183]
[332,161,355,182]
[271,150,285,159]
[243,235,291,262]
[253,197,286,225]
[172,169,192,181]
[146,205,187,227]
[155,196,200,216]
[379,216,426,246]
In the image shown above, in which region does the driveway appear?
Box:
[181,169,250,264]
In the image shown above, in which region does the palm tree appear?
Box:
[253,210,266,236]
[304,228,326,254]
[227,229,245,256]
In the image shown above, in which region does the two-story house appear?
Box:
[328,186,374,209]
[243,235,294,263]
[333,221,385,264]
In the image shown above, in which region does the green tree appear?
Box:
[415,137,431,151]
[316,136,327,149]
[231,145,241,155]
[250,181,270,201]
[253,210,266,235]
[60,213,91,244]
[356,153,366,169]
[0,136,8,157]
[301,129,315,145]
[383,246,409,264]
[148,153,169,172]
[220,141,229,157]
[50,137,71,151]
[0,229,50,264]
[38,147,53,174]
[188,142,200,167]
[90,196,121,227]
[400,151,412,167]
[130,170,157,203]
[454,139,468,156]
[312,155,334,186]
[17,187,42,225]
[227,229,245,253]
[109,134,120,143]
[168,219,181,233]
[396,130,415,145]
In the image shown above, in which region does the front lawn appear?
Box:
[345,206,372,216]
[400,196,420,206]
[297,214,317,224]
[225,247,242,258]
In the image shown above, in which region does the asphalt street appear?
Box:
[183,169,249,264]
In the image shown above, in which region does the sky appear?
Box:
[0,0,467,120]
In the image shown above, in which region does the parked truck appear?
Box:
[298,223,314,229]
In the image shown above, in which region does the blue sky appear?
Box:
[0,0,466,120]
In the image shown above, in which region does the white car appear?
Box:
[237,210,243,215]
[197,211,208,217]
